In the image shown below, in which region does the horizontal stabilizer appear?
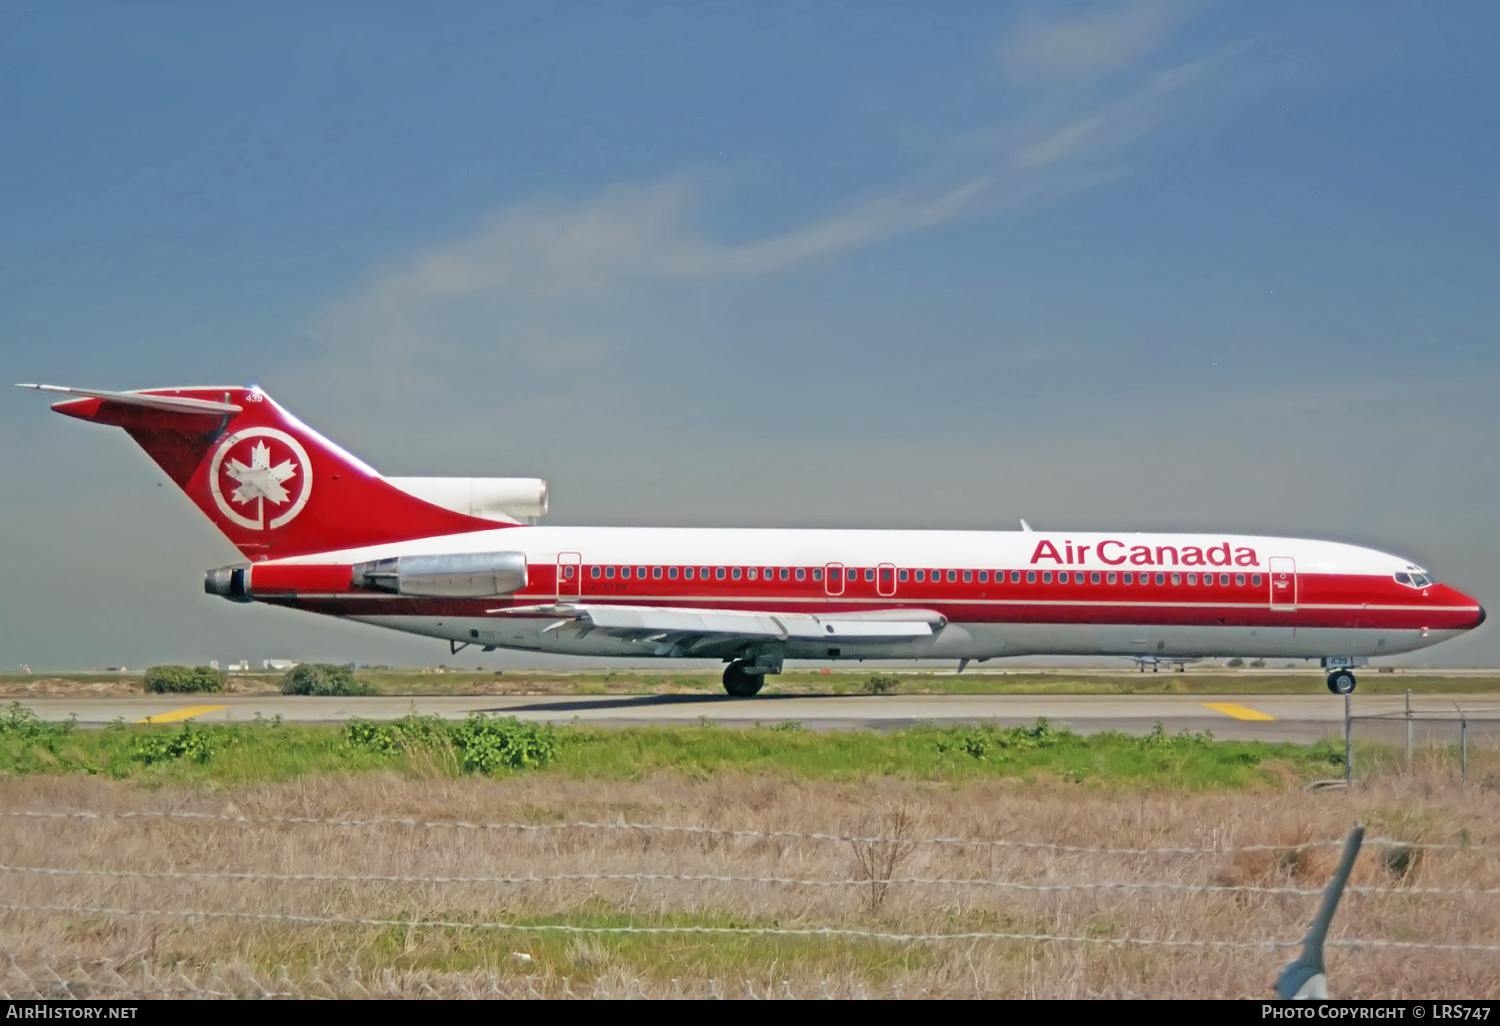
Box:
[16,384,242,415]
[18,383,507,559]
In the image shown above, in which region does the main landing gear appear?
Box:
[722,661,765,698]
[1326,669,1357,695]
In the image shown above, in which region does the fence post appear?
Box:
[1405,690,1412,769]
[1276,823,1365,999]
[1461,710,1468,783]
[1350,693,1362,792]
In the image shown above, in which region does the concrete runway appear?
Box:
[19,692,1500,743]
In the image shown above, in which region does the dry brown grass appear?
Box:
[0,772,1497,998]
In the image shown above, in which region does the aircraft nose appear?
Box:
[1480,606,1488,627]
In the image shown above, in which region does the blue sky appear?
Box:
[2,1,1497,668]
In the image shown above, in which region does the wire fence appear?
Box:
[3,862,1499,898]
[2,808,1493,856]
[4,803,1499,998]
[1338,692,1500,785]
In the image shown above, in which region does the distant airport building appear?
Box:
[263,659,300,671]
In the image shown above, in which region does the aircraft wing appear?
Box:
[488,602,946,651]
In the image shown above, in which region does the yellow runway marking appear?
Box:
[1202,702,1276,722]
[137,704,228,725]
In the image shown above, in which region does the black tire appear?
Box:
[1326,670,1356,695]
[722,661,764,697]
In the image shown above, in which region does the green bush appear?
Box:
[340,714,557,773]
[1139,721,1215,749]
[144,665,225,694]
[864,675,899,695]
[280,663,373,696]
[935,718,1072,760]
[450,714,558,772]
[0,702,74,747]
[1226,657,1244,667]
[133,722,219,765]
[340,715,448,757]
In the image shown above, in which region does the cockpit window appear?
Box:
[1395,571,1434,588]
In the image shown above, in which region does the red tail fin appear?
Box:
[38,385,504,559]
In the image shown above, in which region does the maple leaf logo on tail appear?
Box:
[208,428,314,531]
[225,440,297,506]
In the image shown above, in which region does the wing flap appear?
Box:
[488,603,945,642]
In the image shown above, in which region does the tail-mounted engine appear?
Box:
[351,551,528,597]
[205,551,528,601]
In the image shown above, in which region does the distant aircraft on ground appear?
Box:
[20,384,1486,697]
[1130,656,1198,673]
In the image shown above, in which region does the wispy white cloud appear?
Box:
[998,0,1197,86]
[313,3,1236,391]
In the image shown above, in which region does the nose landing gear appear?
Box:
[1326,670,1357,695]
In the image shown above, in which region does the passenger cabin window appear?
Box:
[1107,572,1116,584]
[899,569,909,582]
[1171,573,1182,585]
[590,566,601,578]
[915,570,925,582]
[812,568,823,581]
[946,570,957,583]
[962,570,972,583]
[605,566,616,579]
[1123,573,1132,584]
[653,567,663,579]
[733,568,743,580]
[865,569,875,582]
[1011,571,1021,583]
[746,568,756,580]
[1092,572,1101,584]
[1058,572,1069,584]
[1187,574,1197,585]
[668,567,678,579]
[780,568,790,581]
[1042,571,1053,584]
[1251,574,1263,586]
[1155,573,1166,585]
[796,568,806,581]
[1235,574,1245,586]
[978,571,988,583]
[684,567,694,580]
[637,567,647,578]
[1027,571,1036,583]
[716,567,726,580]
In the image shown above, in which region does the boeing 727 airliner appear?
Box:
[21,384,1486,696]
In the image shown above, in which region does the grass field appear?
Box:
[1,772,1496,998]
[2,684,1495,997]
[0,702,1356,788]
[5,666,1500,699]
